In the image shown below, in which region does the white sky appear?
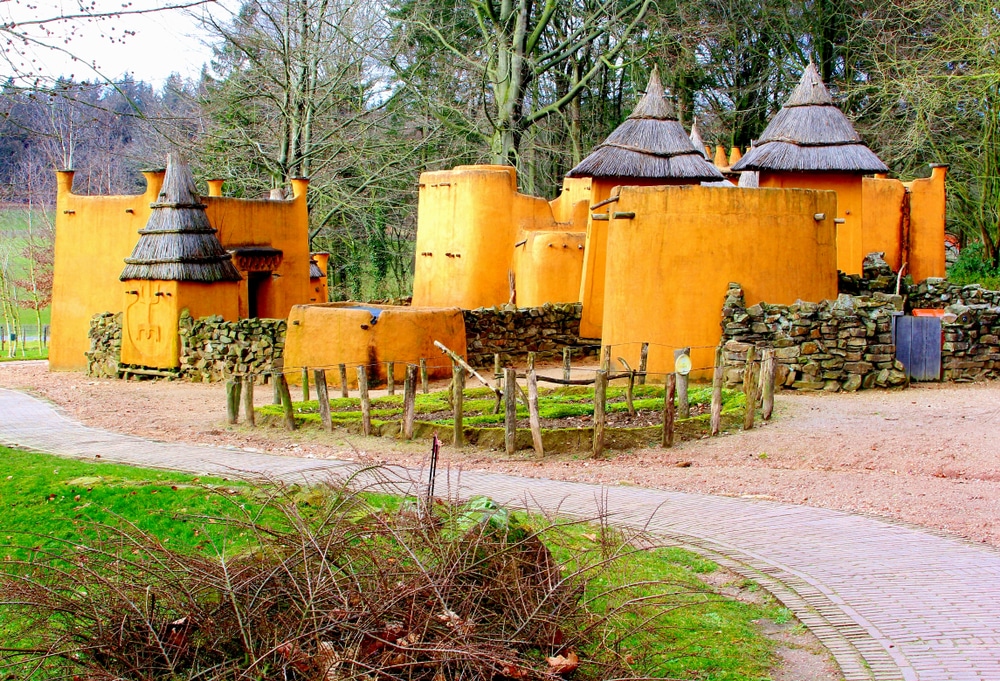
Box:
[1,0,231,88]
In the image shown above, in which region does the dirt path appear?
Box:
[4,361,1000,546]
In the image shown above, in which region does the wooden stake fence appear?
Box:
[504,367,517,455]
[338,364,348,398]
[226,378,241,425]
[242,374,255,427]
[710,345,723,436]
[674,347,690,419]
[592,370,608,458]
[301,368,310,401]
[527,354,543,458]
[743,346,758,431]
[760,348,776,421]
[387,362,395,395]
[357,365,372,436]
[274,371,296,431]
[402,365,417,439]
[314,369,331,431]
[662,373,676,448]
[452,363,465,447]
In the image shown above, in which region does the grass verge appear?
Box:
[0,446,787,680]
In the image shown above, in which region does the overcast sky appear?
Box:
[2,0,228,87]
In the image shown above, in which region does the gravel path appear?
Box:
[3,361,1000,546]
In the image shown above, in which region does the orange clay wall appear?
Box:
[205,177,312,319]
[282,303,466,389]
[905,165,947,282]
[862,177,907,270]
[578,178,696,339]
[120,280,239,369]
[759,171,863,275]
[411,166,588,310]
[50,170,165,371]
[601,185,838,379]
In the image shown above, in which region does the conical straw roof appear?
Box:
[120,156,242,283]
[567,67,724,181]
[689,118,709,160]
[732,63,888,174]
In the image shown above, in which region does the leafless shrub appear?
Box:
[0,475,694,680]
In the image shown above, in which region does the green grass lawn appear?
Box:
[1,207,52,334]
[0,446,787,680]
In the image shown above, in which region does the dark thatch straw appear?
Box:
[567,68,724,181]
[732,63,888,174]
[309,259,323,278]
[120,156,242,283]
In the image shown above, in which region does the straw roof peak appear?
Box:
[120,155,242,283]
[731,62,888,174]
[785,62,834,107]
[630,65,675,120]
[565,67,722,181]
[689,117,709,160]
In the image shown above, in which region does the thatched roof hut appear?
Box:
[732,63,888,174]
[689,118,709,160]
[567,68,724,181]
[120,156,242,283]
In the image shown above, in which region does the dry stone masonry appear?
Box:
[178,312,286,382]
[721,283,908,391]
[85,312,122,378]
[463,302,597,367]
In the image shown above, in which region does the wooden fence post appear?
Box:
[357,365,371,436]
[402,364,417,439]
[226,378,241,425]
[601,345,612,371]
[563,347,572,381]
[592,370,608,458]
[242,374,255,427]
[272,374,281,405]
[674,347,690,419]
[710,345,724,436]
[504,367,517,455]
[314,369,331,432]
[743,345,758,431]
[761,348,776,421]
[301,368,310,402]
[338,364,349,398]
[453,363,465,447]
[274,371,296,431]
[527,354,543,458]
[662,373,676,448]
[420,358,429,394]
[387,362,395,396]
[638,342,649,385]
[493,353,503,415]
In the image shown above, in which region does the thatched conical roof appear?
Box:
[120,156,242,283]
[689,118,709,160]
[731,63,888,174]
[567,67,724,181]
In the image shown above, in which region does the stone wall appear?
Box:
[463,302,598,367]
[907,278,1000,310]
[721,284,908,391]
[178,312,286,381]
[938,304,1000,382]
[85,312,122,378]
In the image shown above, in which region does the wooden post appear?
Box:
[562,347,572,381]
[710,345,724,436]
[592,370,608,458]
[504,367,517,455]
[761,348,776,421]
[638,342,649,385]
[493,353,503,415]
[674,347,690,419]
[242,374,255,427]
[452,363,465,447]
[272,374,281,405]
[274,371,296,431]
[527,354,543,458]
[387,362,395,396]
[338,364,349,398]
[226,378,241,425]
[420,358,429,394]
[743,345,757,431]
[601,345,612,370]
[301,368,310,402]
[662,373,676,448]
[357,365,371,436]
[314,369,331,432]
[402,364,417,439]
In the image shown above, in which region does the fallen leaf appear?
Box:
[546,650,579,675]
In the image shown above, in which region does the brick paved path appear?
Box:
[2,388,999,680]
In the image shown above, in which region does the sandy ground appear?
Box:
[3,361,1000,549]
